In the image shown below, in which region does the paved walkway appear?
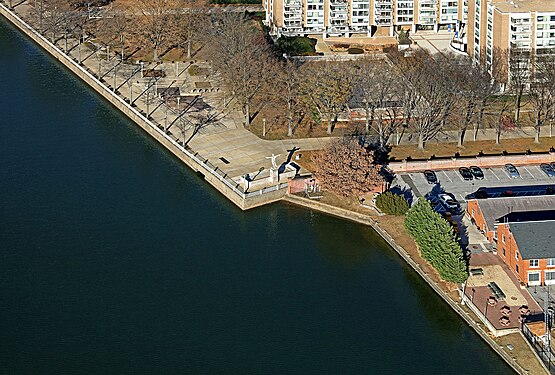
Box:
[190,130,330,178]
[411,30,454,55]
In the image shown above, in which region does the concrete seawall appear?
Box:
[0,4,285,210]
[283,194,531,375]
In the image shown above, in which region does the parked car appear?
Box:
[438,193,462,215]
[469,166,484,180]
[423,170,438,184]
[459,167,473,181]
[505,164,520,178]
[540,163,555,177]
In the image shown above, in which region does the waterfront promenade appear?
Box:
[0,4,546,373]
[11,1,329,186]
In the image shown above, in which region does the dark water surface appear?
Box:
[0,18,512,374]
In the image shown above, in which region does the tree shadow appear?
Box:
[389,186,414,206]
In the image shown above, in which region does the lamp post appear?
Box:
[262,118,266,138]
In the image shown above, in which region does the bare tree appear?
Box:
[442,54,494,146]
[134,0,176,61]
[508,48,531,123]
[99,4,130,61]
[402,53,455,150]
[29,0,47,30]
[206,13,276,127]
[351,58,402,149]
[40,0,69,42]
[172,2,207,59]
[313,137,384,197]
[529,54,555,143]
[389,49,429,146]
[484,95,513,144]
[300,60,353,134]
[274,61,302,137]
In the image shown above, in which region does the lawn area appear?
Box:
[389,137,555,161]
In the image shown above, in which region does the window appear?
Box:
[528,272,541,286]
[516,264,520,273]
[530,259,539,268]
[546,271,555,285]
[515,251,519,260]
[547,258,555,267]
[502,234,505,244]
[502,248,506,256]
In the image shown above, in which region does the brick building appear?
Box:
[496,214,555,286]
[466,195,555,286]
[466,195,555,241]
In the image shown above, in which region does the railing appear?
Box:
[522,323,555,374]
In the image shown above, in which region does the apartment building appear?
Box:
[468,0,555,81]
[265,0,467,37]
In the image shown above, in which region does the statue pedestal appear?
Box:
[269,168,279,183]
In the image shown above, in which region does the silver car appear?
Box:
[505,164,520,179]
[540,163,555,177]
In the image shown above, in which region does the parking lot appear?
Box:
[395,164,555,207]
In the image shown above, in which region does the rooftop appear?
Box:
[509,220,555,259]
[472,195,555,230]
[491,0,555,14]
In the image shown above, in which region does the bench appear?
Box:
[488,282,506,300]
[470,268,484,276]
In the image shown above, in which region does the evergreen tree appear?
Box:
[375,192,409,216]
[404,199,468,283]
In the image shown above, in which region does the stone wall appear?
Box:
[389,152,555,173]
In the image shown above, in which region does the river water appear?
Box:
[0,17,512,374]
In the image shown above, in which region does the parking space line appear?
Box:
[534,165,549,179]
[522,166,535,179]
[489,168,500,180]
[442,171,453,183]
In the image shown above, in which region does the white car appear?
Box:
[438,193,461,214]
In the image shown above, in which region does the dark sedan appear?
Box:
[459,167,473,181]
[424,170,438,184]
[470,166,485,180]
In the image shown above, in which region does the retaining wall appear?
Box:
[283,194,532,375]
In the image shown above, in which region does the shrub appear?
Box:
[398,30,412,45]
[347,47,364,55]
[404,199,467,284]
[276,36,317,56]
[375,192,409,215]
